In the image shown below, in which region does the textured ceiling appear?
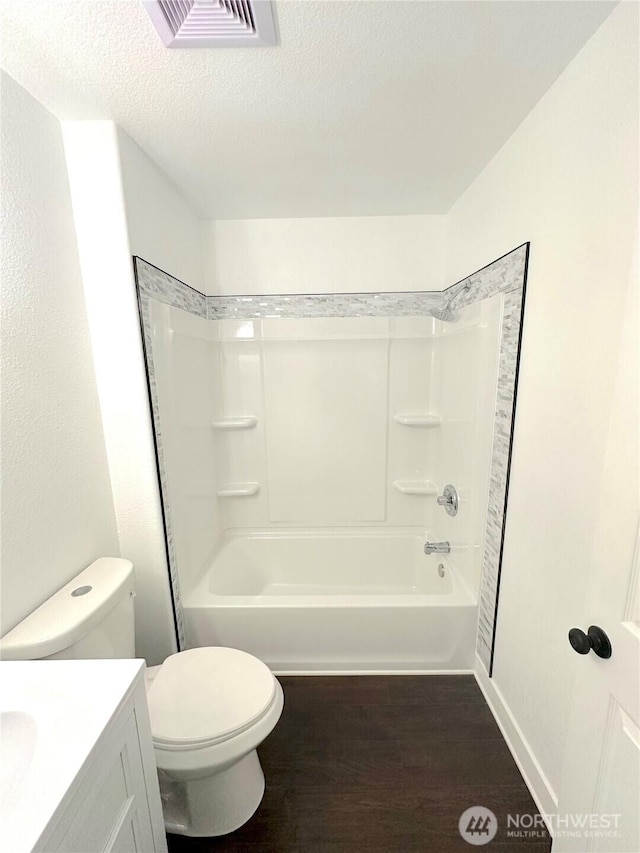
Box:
[0,0,615,219]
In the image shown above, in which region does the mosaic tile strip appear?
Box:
[445,244,527,309]
[135,269,187,648]
[207,291,445,320]
[136,258,206,318]
[134,245,528,666]
[477,287,525,671]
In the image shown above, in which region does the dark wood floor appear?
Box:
[167,675,551,853]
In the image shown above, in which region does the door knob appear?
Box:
[568,625,612,659]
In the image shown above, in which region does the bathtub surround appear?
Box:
[144,300,502,670]
[135,244,528,670]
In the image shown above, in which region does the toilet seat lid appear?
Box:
[147,647,276,749]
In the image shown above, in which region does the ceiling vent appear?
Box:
[143,0,277,48]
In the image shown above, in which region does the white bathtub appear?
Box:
[183,531,477,673]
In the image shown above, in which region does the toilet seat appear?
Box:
[147,647,277,752]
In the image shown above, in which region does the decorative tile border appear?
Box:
[207,290,444,320]
[444,244,527,308]
[477,287,526,671]
[134,245,529,672]
[137,258,206,318]
[135,263,188,649]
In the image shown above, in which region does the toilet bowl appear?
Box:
[145,646,284,837]
[0,558,284,838]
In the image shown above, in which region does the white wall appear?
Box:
[61,122,207,662]
[118,128,203,291]
[62,121,178,665]
[445,2,639,805]
[202,215,445,295]
[0,72,119,636]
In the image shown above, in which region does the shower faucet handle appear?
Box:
[436,484,458,516]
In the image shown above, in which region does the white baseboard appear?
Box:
[474,655,558,826]
[273,668,474,676]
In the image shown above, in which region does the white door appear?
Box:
[553,266,639,852]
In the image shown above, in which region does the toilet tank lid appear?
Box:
[0,558,135,660]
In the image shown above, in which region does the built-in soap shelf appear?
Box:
[394,414,441,428]
[217,482,261,498]
[393,480,438,496]
[212,416,258,430]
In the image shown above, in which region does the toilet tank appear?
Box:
[0,558,136,660]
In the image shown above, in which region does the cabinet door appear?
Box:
[108,819,138,853]
[54,711,157,853]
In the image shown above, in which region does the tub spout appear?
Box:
[424,541,450,555]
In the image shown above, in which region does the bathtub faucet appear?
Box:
[424,540,451,555]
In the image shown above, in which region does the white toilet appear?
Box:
[0,557,284,837]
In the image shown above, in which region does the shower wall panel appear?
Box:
[148,301,222,595]
[212,334,267,531]
[386,317,437,528]
[429,296,502,595]
[209,316,442,531]
[263,337,389,523]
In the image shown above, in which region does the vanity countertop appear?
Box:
[0,658,147,852]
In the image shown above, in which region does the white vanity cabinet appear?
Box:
[0,660,168,853]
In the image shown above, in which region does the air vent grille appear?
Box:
[143,0,277,47]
